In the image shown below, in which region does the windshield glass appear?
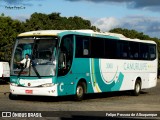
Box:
[11,36,58,77]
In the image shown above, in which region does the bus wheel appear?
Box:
[9,93,18,100]
[75,82,86,101]
[132,80,141,96]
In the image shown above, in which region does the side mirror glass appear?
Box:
[59,52,67,69]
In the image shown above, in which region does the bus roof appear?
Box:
[18,30,156,44]
[18,30,125,37]
[18,30,63,37]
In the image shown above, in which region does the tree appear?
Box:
[0,12,99,62]
[109,28,151,40]
[0,15,23,61]
[23,12,99,31]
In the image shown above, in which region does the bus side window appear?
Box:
[123,43,129,58]
[75,35,90,58]
[129,42,139,60]
[83,40,89,56]
[134,53,139,58]
[149,45,156,60]
[140,43,149,60]
[123,52,127,58]
[117,41,129,59]
[105,39,117,59]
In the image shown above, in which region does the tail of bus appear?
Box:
[0,62,10,82]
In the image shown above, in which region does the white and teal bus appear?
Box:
[9,30,157,100]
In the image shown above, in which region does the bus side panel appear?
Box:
[57,58,125,96]
[3,62,10,77]
[57,57,157,96]
[0,63,3,79]
[148,73,157,88]
[146,59,157,89]
[0,62,10,81]
[90,58,124,93]
[57,58,94,96]
[99,59,157,91]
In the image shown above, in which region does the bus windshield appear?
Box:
[11,36,58,77]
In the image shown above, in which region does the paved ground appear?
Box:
[0,80,160,120]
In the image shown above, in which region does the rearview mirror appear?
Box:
[59,52,67,69]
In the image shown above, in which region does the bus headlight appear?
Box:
[41,83,54,87]
[10,83,18,86]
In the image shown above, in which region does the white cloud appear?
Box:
[66,0,160,12]
[90,15,160,38]
[12,15,30,21]
[92,17,119,31]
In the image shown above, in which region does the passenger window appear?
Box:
[83,40,89,56]
[117,41,129,59]
[90,37,104,58]
[140,43,149,60]
[149,45,156,60]
[129,42,139,59]
[105,39,117,59]
[75,36,90,58]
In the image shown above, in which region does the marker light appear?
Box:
[41,83,54,87]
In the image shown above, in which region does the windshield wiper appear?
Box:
[30,61,41,79]
[18,64,25,78]
[29,38,41,79]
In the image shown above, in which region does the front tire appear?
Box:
[75,82,86,101]
[132,80,141,96]
[9,93,18,100]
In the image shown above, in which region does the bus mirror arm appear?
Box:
[60,52,67,69]
[63,53,67,69]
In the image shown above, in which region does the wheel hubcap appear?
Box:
[136,83,140,93]
[77,86,83,97]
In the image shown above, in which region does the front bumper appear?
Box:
[10,84,58,96]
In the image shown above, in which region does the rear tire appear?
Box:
[132,80,141,96]
[75,82,86,101]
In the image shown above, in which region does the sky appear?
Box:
[0,0,160,38]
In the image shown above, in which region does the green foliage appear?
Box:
[109,28,151,40]
[0,15,24,61]
[24,12,99,31]
[0,12,99,62]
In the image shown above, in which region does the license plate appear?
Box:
[25,90,33,94]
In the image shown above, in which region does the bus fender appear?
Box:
[74,78,87,94]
